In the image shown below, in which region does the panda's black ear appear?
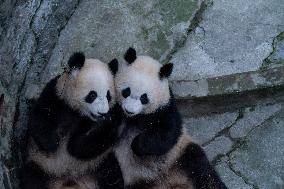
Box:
[124,47,137,64]
[159,63,173,79]
[68,52,85,70]
[108,58,118,75]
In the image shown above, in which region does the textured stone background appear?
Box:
[0,0,283,188]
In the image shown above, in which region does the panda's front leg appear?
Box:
[181,143,228,189]
[30,121,60,154]
[131,126,179,157]
[67,119,117,160]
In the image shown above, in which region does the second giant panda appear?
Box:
[114,48,228,189]
[21,52,124,189]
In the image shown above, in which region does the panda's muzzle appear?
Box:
[125,109,135,115]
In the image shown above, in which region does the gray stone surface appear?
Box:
[229,108,284,189]
[229,104,282,138]
[203,136,233,161]
[171,0,284,81]
[184,112,238,144]
[265,32,284,68]
[171,66,284,98]
[41,0,200,87]
[170,0,284,98]
[215,161,253,189]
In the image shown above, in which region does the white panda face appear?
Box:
[115,55,171,117]
[57,58,117,121]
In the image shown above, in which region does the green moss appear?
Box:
[275,31,284,41]
[130,0,199,60]
[261,32,284,68]
[274,59,284,65]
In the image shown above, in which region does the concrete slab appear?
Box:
[229,108,284,189]
[229,104,282,138]
[215,161,253,189]
[203,136,233,161]
[183,112,238,144]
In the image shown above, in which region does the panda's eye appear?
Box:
[85,91,97,103]
[140,93,149,105]
[107,90,112,102]
[122,87,131,98]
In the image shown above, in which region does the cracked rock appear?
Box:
[229,104,282,138]
[215,161,253,189]
[204,136,233,162]
[184,112,238,144]
[229,108,284,189]
[171,0,284,81]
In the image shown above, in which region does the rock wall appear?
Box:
[0,0,283,188]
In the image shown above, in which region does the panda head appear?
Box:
[115,48,173,117]
[56,52,118,121]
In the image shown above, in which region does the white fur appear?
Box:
[122,97,143,115]
[56,59,115,120]
[115,56,170,116]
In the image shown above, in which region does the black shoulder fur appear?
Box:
[126,90,182,156]
[28,76,65,153]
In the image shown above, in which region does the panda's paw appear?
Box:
[36,134,60,154]
[131,135,144,156]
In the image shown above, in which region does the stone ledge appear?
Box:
[171,65,284,99]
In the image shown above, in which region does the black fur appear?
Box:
[178,143,228,189]
[28,76,64,153]
[159,63,173,79]
[125,180,155,189]
[68,52,85,70]
[95,152,124,189]
[0,94,4,124]
[20,161,51,189]
[124,47,137,64]
[67,104,122,160]
[108,58,119,75]
[127,92,182,156]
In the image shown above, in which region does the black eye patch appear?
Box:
[85,91,97,103]
[140,93,149,104]
[122,87,131,98]
[107,90,112,102]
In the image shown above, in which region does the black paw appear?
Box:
[35,133,60,154]
[131,135,144,156]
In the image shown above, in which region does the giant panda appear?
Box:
[21,52,124,189]
[114,48,228,189]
